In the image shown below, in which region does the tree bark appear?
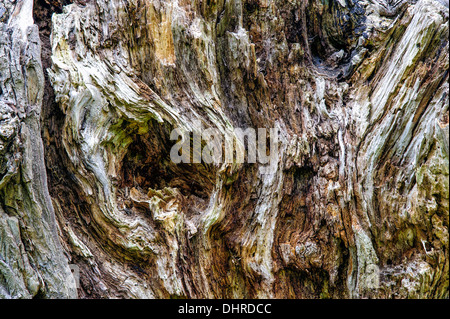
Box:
[0,0,76,298]
[0,0,448,298]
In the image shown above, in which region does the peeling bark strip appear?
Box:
[0,0,448,299]
[169,125,279,169]
[0,0,76,298]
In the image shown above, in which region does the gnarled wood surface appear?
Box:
[0,0,448,298]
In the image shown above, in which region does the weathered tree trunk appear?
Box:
[0,0,448,299]
[0,0,76,298]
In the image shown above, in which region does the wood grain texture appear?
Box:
[0,0,448,298]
